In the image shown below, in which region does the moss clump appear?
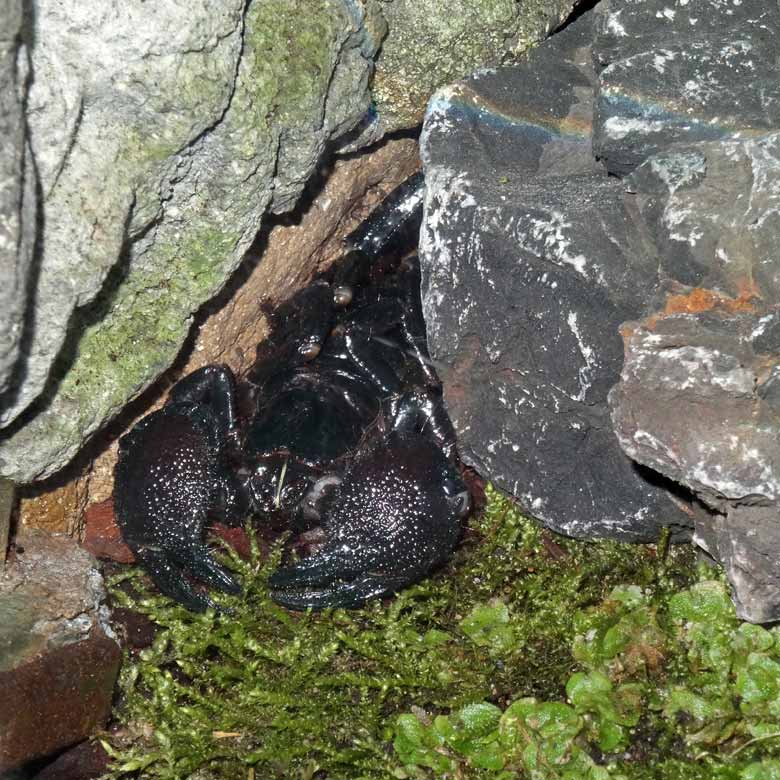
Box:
[395,554,780,779]
[103,486,776,779]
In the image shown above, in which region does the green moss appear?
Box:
[231,0,343,140]
[103,485,705,779]
[56,225,236,433]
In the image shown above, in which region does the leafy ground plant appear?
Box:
[102,486,780,779]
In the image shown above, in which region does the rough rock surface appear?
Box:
[365,0,576,142]
[0,0,385,482]
[0,0,35,410]
[419,15,691,541]
[610,309,780,622]
[421,0,780,619]
[608,133,780,621]
[592,0,780,175]
[0,531,120,770]
[625,135,780,298]
[0,478,11,562]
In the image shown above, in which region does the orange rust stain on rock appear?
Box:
[662,283,761,317]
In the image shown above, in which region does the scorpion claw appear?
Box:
[114,376,246,613]
[268,431,465,611]
[270,571,410,611]
[135,549,230,613]
[179,544,242,595]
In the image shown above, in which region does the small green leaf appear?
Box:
[668,581,736,624]
[459,599,516,655]
[458,702,502,738]
[738,653,780,705]
[395,714,425,749]
[741,759,780,780]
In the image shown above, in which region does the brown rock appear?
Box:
[81,498,134,564]
[110,607,157,652]
[0,629,121,772]
[31,739,110,780]
[17,476,87,536]
[0,530,120,772]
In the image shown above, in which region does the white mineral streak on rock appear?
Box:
[525,210,588,278]
[652,49,675,74]
[603,116,670,140]
[654,345,754,394]
[745,134,780,229]
[419,161,475,352]
[566,310,596,402]
[751,314,776,339]
[690,443,780,501]
[632,429,681,465]
[605,11,626,36]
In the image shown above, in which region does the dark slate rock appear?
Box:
[591,0,780,175]
[421,12,600,186]
[420,20,691,541]
[593,0,779,70]
[421,0,780,618]
[625,134,780,298]
[609,309,780,622]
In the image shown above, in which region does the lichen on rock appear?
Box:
[0,0,384,483]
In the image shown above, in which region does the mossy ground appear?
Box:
[103,486,780,779]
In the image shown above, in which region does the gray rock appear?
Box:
[367,0,577,139]
[0,479,11,563]
[0,0,35,409]
[626,134,780,296]
[420,16,691,541]
[0,0,384,482]
[592,0,780,175]
[610,311,780,622]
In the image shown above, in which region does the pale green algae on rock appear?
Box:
[370,0,575,135]
[0,0,384,482]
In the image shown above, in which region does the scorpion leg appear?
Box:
[333,171,425,290]
[344,171,425,263]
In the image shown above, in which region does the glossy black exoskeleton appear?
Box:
[114,171,470,612]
